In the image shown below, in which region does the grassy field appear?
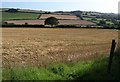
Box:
[83,17,114,25]
[2,12,40,21]
[2,28,119,80]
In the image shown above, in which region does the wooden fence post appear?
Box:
[107,39,116,73]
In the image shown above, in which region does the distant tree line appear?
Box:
[71,11,83,20]
[6,8,19,13]
[98,19,120,29]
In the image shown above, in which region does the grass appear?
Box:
[83,17,114,25]
[2,55,120,80]
[83,17,102,24]
[1,12,40,21]
[83,17,92,21]
[3,67,64,80]
[106,21,114,25]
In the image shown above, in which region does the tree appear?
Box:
[118,22,120,29]
[7,8,18,13]
[76,14,83,20]
[98,20,106,26]
[71,11,83,20]
[91,18,97,21]
[44,17,59,27]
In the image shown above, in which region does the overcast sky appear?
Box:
[1,0,120,13]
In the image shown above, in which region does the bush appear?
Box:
[91,18,97,21]
[98,20,106,26]
[25,22,28,25]
[2,22,15,26]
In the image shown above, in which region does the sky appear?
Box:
[1,0,120,13]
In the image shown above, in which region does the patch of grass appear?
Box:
[2,12,40,21]
[3,67,64,80]
[83,17,114,25]
[2,55,120,80]
[83,17,92,21]
[106,21,114,25]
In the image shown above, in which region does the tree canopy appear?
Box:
[98,20,106,26]
[44,17,59,27]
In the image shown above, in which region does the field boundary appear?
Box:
[1,25,119,30]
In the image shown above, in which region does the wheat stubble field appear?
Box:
[2,28,118,68]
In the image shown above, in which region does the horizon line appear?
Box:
[1,7,118,14]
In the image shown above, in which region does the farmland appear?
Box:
[1,12,40,21]
[1,8,120,80]
[5,19,96,25]
[83,17,114,25]
[2,28,118,68]
[2,28,119,80]
[39,14,79,20]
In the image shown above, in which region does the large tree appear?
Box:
[44,17,59,27]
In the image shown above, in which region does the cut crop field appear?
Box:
[2,12,40,21]
[5,19,96,25]
[2,28,118,68]
[39,14,79,20]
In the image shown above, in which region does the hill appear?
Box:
[1,8,120,28]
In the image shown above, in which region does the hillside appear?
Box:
[1,8,120,28]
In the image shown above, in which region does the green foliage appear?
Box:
[98,20,106,26]
[7,9,18,13]
[44,17,59,27]
[3,67,64,80]
[118,22,120,28]
[75,14,83,20]
[3,55,120,80]
[1,22,15,26]
[91,18,97,21]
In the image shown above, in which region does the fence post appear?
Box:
[107,39,116,73]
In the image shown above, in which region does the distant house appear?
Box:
[6,9,18,13]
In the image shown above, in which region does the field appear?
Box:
[5,19,96,25]
[2,28,118,67]
[83,17,114,25]
[2,28,119,80]
[39,14,79,20]
[2,12,40,21]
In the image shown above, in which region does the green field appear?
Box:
[83,17,114,25]
[83,17,103,23]
[1,12,40,21]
